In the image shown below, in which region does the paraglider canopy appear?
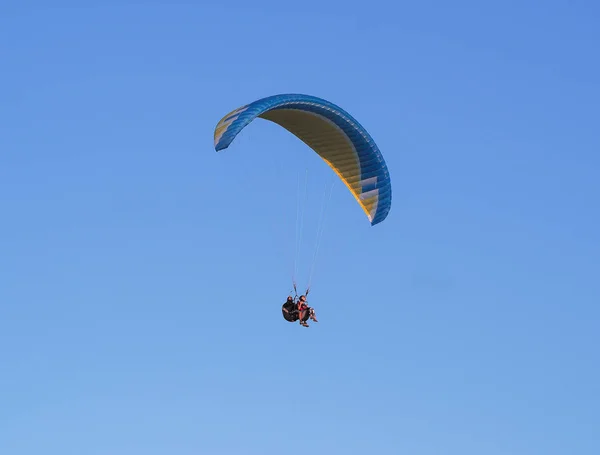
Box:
[213,93,392,225]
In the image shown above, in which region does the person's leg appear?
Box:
[299,309,309,326]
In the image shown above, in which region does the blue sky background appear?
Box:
[1,1,599,454]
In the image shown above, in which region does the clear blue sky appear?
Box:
[1,1,599,454]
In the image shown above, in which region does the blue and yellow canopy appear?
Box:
[214,94,391,226]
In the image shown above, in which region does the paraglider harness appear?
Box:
[281,284,311,323]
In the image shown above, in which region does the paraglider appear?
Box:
[213,93,392,326]
[282,294,318,328]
